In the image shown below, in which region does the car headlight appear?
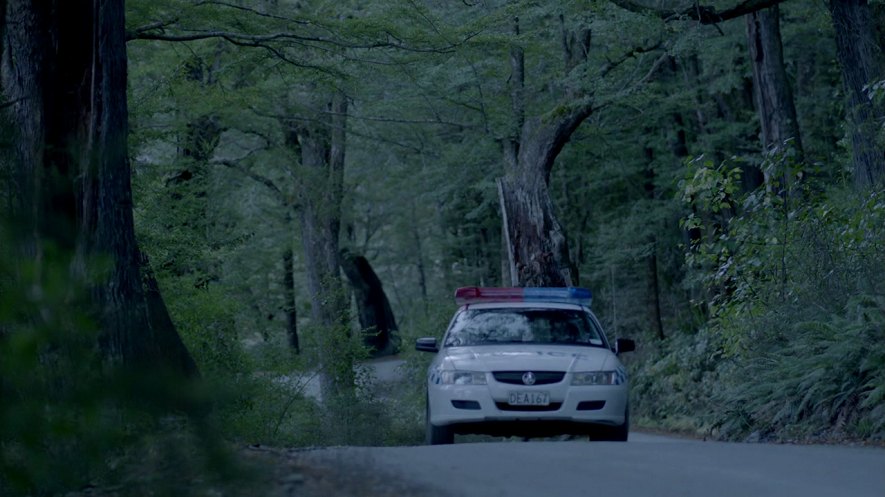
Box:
[439,371,487,385]
[571,371,624,386]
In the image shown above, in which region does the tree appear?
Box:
[498,15,592,287]
[126,0,436,367]
[1,0,195,373]
[745,5,804,168]
[340,249,400,357]
[828,0,885,190]
[611,1,804,176]
[284,91,354,395]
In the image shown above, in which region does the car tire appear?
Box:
[591,407,629,442]
[426,398,454,445]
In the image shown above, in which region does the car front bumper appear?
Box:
[427,381,628,435]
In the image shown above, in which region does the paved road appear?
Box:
[300,433,885,497]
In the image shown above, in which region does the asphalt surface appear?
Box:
[289,357,885,496]
[298,432,885,497]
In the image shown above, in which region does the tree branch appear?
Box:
[599,41,664,78]
[128,29,327,44]
[249,107,427,154]
[193,1,316,26]
[329,112,474,128]
[520,98,596,182]
[128,18,180,38]
[213,159,288,205]
[609,0,787,24]
[127,27,469,54]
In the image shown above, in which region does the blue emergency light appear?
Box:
[454,287,592,306]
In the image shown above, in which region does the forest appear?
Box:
[1,0,884,495]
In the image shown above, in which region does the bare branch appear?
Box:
[331,112,475,128]
[127,26,469,55]
[128,18,180,38]
[213,159,287,205]
[609,0,787,24]
[635,51,672,87]
[599,41,664,78]
[247,106,434,154]
[193,1,316,26]
[129,30,327,44]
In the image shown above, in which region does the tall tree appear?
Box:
[285,91,353,395]
[746,5,805,168]
[611,1,804,174]
[828,0,885,190]
[1,0,195,373]
[498,16,590,287]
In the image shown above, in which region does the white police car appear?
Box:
[415,287,635,445]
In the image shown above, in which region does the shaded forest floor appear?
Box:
[242,446,443,497]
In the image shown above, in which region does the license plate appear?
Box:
[508,391,550,406]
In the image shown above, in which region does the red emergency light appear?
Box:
[454,287,592,306]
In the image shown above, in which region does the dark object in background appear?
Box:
[340,250,401,357]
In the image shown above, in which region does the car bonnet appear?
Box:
[440,344,613,373]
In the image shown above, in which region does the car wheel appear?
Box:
[591,407,629,442]
[426,398,454,445]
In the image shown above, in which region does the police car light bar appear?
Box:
[454,287,592,306]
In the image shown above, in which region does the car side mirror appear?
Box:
[415,337,439,353]
[615,338,635,354]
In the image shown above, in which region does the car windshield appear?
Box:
[443,308,605,348]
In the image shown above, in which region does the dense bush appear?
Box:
[632,159,885,442]
[0,233,241,496]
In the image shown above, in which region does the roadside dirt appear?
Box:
[241,445,445,497]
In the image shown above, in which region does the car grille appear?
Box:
[493,371,565,385]
[495,402,563,412]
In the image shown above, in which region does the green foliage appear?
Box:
[389,303,458,443]
[714,296,885,440]
[1,239,106,495]
[0,231,239,496]
[630,329,724,436]
[643,157,885,441]
[119,0,883,450]
[163,279,248,375]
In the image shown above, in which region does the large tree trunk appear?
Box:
[828,0,885,190]
[286,92,352,396]
[499,17,589,287]
[1,0,196,373]
[339,250,399,357]
[746,5,805,169]
[498,106,590,287]
[2,1,44,245]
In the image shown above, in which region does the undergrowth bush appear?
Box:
[630,329,723,436]
[385,303,455,445]
[634,157,885,441]
[0,233,241,496]
[713,295,885,440]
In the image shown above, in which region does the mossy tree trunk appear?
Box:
[745,5,805,170]
[285,92,353,397]
[498,17,588,288]
[828,0,885,190]
[1,0,196,374]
